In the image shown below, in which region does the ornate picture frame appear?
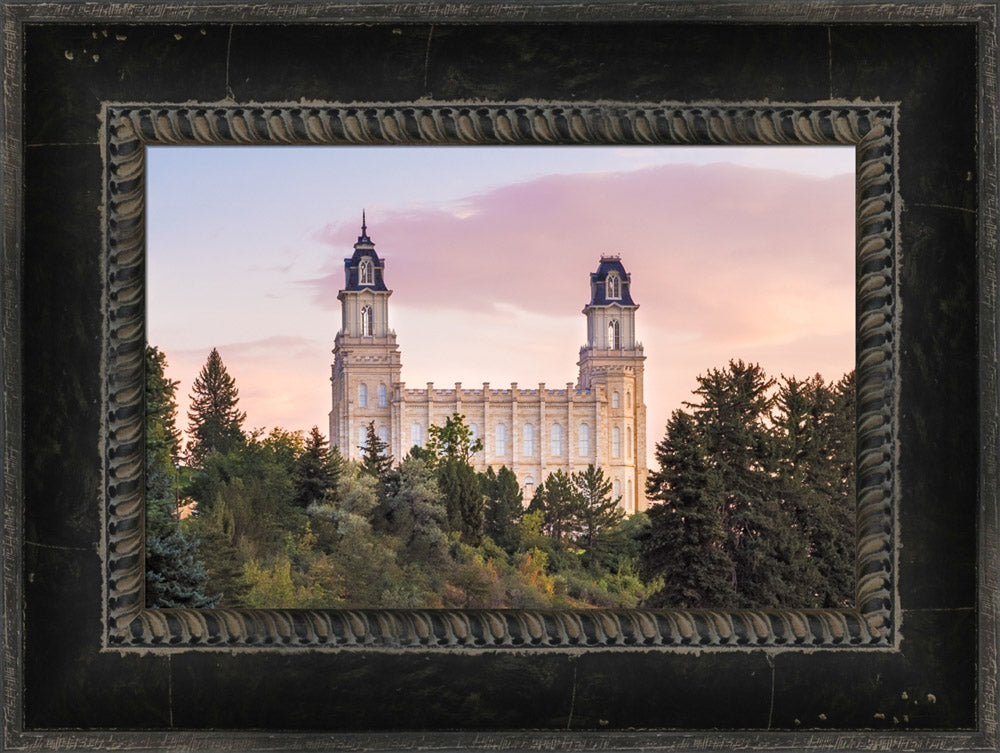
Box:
[3,2,998,750]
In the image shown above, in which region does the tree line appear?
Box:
[145,347,855,611]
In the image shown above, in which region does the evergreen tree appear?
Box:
[572,464,625,553]
[186,348,246,467]
[535,469,582,546]
[386,455,448,563]
[481,465,524,552]
[358,421,395,500]
[293,426,344,508]
[425,414,485,544]
[144,344,216,608]
[640,410,736,607]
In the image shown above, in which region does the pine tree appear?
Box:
[481,465,524,552]
[640,410,736,607]
[358,421,394,501]
[536,469,582,546]
[425,414,485,544]
[293,426,344,508]
[387,455,448,563]
[572,464,625,552]
[144,344,216,608]
[186,348,246,467]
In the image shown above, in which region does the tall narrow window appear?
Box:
[360,305,373,337]
[579,423,590,457]
[612,427,621,458]
[358,425,366,450]
[358,383,368,407]
[524,477,534,499]
[523,424,535,455]
[377,425,388,445]
[613,479,621,501]
[608,319,621,349]
[411,423,423,448]
[627,479,634,512]
[496,423,507,456]
[551,423,563,456]
[469,423,479,445]
[612,391,620,409]
[378,383,387,407]
[627,426,633,458]
[606,272,620,299]
[359,258,374,286]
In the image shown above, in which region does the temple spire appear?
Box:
[357,209,372,244]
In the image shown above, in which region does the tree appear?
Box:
[144,344,216,608]
[640,410,736,608]
[481,466,523,552]
[359,421,394,497]
[293,426,344,508]
[386,455,448,563]
[186,348,246,466]
[424,414,485,544]
[533,470,582,546]
[426,413,483,462]
[572,464,625,554]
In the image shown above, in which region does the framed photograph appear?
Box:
[2,2,997,750]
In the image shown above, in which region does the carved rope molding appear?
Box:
[104,104,897,650]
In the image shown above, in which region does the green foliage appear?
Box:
[186,348,246,466]
[426,413,483,462]
[144,345,217,608]
[640,361,856,609]
[532,470,582,546]
[293,426,344,508]
[384,455,448,563]
[573,464,625,554]
[358,421,395,500]
[481,466,524,552]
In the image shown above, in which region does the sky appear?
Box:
[147,145,856,469]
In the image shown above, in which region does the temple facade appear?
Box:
[328,218,648,513]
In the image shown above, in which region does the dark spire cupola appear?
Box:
[344,210,389,292]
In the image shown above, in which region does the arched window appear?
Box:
[551,423,563,456]
[377,425,388,444]
[612,391,620,409]
[579,423,590,457]
[613,479,621,500]
[496,423,507,456]
[358,425,367,449]
[627,479,634,512]
[360,305,373,337]
[358,383,368,407]
[627,426,633,458]
[626,391,632,409]
[359,258,374,286]
[524,477,534,499]
[411,423,423,448]
[608,319,621,349]
[378,383,387,407]
[606,272,621,299]
[612,427,621,458]
[469,423,479,445]
[523,424,535,455]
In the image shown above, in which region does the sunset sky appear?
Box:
[147,145,855,467]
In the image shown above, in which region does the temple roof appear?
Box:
[588,255,636,306]
[343,211,388,292]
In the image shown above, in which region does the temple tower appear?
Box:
[329,214,401,459]
[577,255,648,512]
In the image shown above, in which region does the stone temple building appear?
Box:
[328,217,648,514]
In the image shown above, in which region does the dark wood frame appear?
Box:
[2,2,998,750]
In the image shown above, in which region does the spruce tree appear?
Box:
[293,426,344,508]
[640,410,736,607]
[536,469,582,546]
[186,348,246,467]
[572,464,625,552]
[359,421,394,497]
[144,344,217,608]
[481,465,524,552]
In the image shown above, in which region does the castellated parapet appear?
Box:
[329,219,648,513]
